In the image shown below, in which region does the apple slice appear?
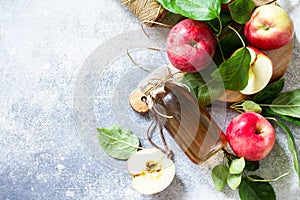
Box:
[240,46,273,95]
[127,148,175,195]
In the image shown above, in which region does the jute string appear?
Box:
[121,0,166,26]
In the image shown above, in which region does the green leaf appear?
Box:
[245,160,259,172]
[229,157,245,174]
[228,0,255,24]
[253,78,285,104]
[265,107,300,126]
[157,0,220,21]
[273,118,300,186]
[239,175,276,200]
[180,72,224,106]
[270,89,300,118]
[278,115,300,126]
[218,31,243,59]
[213,22,244,65]
[211,47,251,91]
[209,11,243,65]
[212,165,229,191]
[241,101,262,113]
[208,10,233,33]
[97,125,140,160]
[227,173,242,190]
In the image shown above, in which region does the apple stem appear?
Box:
[246,172,290,183]
[216,16,223,38]
[228,25,245,47]
[208,17,226,61]
[216,17,226,61]
[207,21,219,33]
[216,37,226,62]
[259,104,300,108]
[255,127,262,135]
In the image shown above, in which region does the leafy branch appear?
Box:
[267,116,300,187]
[212,150,289,199]
[229,80,300,187]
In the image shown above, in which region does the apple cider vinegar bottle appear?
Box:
[149,81,227,164]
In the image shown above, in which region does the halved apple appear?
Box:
[127,148,176,195]
[240,46,273,95]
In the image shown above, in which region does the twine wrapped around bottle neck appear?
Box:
[121,0,166,26]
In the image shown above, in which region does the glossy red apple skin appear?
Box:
[226,112,276,161]
[244,4,294,50]
[166,19,216,72]
[221,0,235,10]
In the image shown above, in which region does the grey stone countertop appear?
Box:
[1,0,300,199]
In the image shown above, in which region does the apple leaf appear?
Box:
[211,47,251,91]
[253,78,285,104]
[271,117,300,186]
[245,160,259,172]
[218,31,243,59]
[227,173,242,190]
[265,107,300,126]
[269,89,300,118]
[156,0,220,21]
[277,115,300,126]
[212,165,229,191]
[97,125,140,160]
[209,11,244,65]
[239,176,276,200]
[208,10,233,33]
[241,100,262,113]
[180,72,225,106]
[228,0,255,24]
[229,157,245,174]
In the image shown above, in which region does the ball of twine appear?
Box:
[121,0,167,26]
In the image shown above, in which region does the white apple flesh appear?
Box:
[166,19,216,72]
[240,46,273,95]
[127,148,175,195]
[244,4,294,50]
[226,112,276,161]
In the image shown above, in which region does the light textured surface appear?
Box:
[0,0,300,199]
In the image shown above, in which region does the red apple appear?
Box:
[226,112,276,161]
[221,0,235,10]
[244,4,294,50]
[166,19,216,72]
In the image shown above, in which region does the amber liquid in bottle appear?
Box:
[151,82,227,164]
